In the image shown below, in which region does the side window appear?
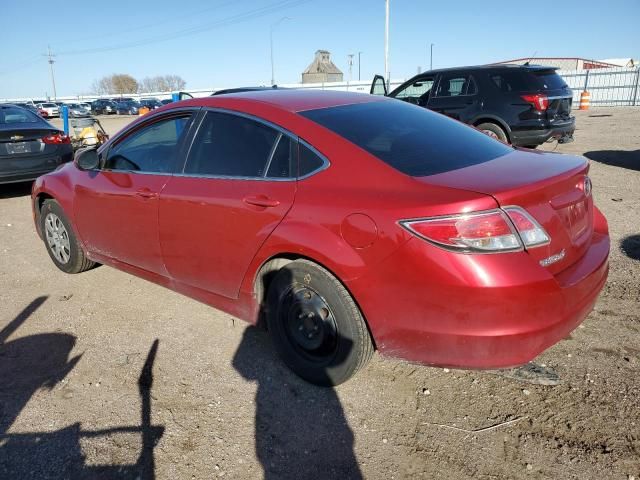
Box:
[185,111,280,177]
[299,143,325,177]
[490,72,530,92]
[394,78,435,101]
[104,115,190,173]
[435,74,476,97]
[265,135,294,178]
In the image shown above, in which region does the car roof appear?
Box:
[182,89,386,113]
[413,63,558,76]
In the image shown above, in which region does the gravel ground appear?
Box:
[1,108,638,479]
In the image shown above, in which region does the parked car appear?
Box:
[31,90,609,386]
[160,99,173,105]
[91,99,118,115]
[63,103,91,118]
[115,100,140,115]
[139,98,163,110]
[13,102,41,116]
[371,64,575,148]
[37,102,60,118]
[0,104,73,184]
[79,102,93,112]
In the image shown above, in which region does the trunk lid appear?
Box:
[419,149,593,274]
[0,127,57,158]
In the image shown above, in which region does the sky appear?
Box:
[1,0,639,99]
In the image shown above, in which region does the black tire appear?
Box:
[40,199,95,274]
[522,144,539,149]
[477,122,509,143]
[266,259,374,386]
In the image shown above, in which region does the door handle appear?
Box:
[243,195,280,208]
[135,188,158,199]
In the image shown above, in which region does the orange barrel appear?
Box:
[139,106,150,116]
[579,91,590,110]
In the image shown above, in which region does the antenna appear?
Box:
[43,45,58,100]
[524,51,537,66]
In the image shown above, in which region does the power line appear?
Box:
[56,0,309,57]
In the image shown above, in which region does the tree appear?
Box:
[90,74,139,95]
[139,75,187,93]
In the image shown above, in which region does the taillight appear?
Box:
[503,207,550,247]
[42,133,70,144]
[521,93,549,111]
[400,210,522,253]
[401,207,551,253]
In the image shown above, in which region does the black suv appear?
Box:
[91,99,118,115]
[371,64,575,148]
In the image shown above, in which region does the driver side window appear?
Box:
[104,115,190,173]
[394,77,435,104]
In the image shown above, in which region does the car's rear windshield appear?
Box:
[531,70,568,90]
[299,100,513,176]
[0,106,40,124]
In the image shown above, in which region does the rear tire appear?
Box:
[41,200,95,274]
[266,260,374,386]
[477,122,509,143]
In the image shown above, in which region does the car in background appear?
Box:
[12,102,41,116]
[139,98,163,110]
[0,104,73,184]
[160,99,173,105]
[371,64,575,148]
[79,102,93,112]
[115,100,140,115]
[37,103,60,118]
[31,90,608,386]
[91,99,118,115]
[63,103,91,118]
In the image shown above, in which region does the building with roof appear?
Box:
[302,50,343,84]
[491,57,630,70]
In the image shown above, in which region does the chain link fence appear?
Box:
[558,67,640,106]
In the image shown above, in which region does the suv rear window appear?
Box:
[531,70,568,90]
[300,100,512,177]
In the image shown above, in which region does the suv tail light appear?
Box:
[401,207,550,253]
[42,133,70,144]
[521,93,549,112]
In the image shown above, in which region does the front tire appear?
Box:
[266,260,374,386]
[41,200,95,274]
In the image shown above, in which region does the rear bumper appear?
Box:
[511,117,576,146]
[346,216,609,369]
[0,149,73,185]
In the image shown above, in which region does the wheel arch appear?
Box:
[250,252,378,349]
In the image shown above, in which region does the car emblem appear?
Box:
[540,249,566,267]
[10,135,24,141]
[583,176,592,196]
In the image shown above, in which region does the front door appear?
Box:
[74,114,193,275]
[159,110,297,299]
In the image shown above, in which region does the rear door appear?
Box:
[159,110,297,299]
[73,112,195,275]
[427,72,479,121]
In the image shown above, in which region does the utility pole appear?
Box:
[347,54,355,82]
[358,51,363,81]
[384,0,390,85]
[45,45,57,100]
[270,17,291,86]
[430,43,434,71]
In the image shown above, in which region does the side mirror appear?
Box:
[75,147,100,171]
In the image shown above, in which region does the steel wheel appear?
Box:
[44,212,71,264]
[281,285,339,362]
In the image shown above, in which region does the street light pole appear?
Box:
[270,16,291,86]
[430,43,434,71]
[46,45,57,100]
[358,51,363,81]
[384,0,390,84]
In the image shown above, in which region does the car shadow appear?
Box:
[233,263,362,479]
[0,297,164,479]
[0,182,33,199]
[584,150,640,171]
[620,234,640,261]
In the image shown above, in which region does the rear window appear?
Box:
[300,100,512,176]
[0,107,40,124]
[531,71,568,90]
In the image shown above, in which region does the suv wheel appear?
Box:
[477,122,508,143]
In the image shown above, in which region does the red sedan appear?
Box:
[31,90,609,386]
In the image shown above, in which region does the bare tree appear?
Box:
[163,75,186,91]
[139,75,186,93]
[90,74,138,95]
